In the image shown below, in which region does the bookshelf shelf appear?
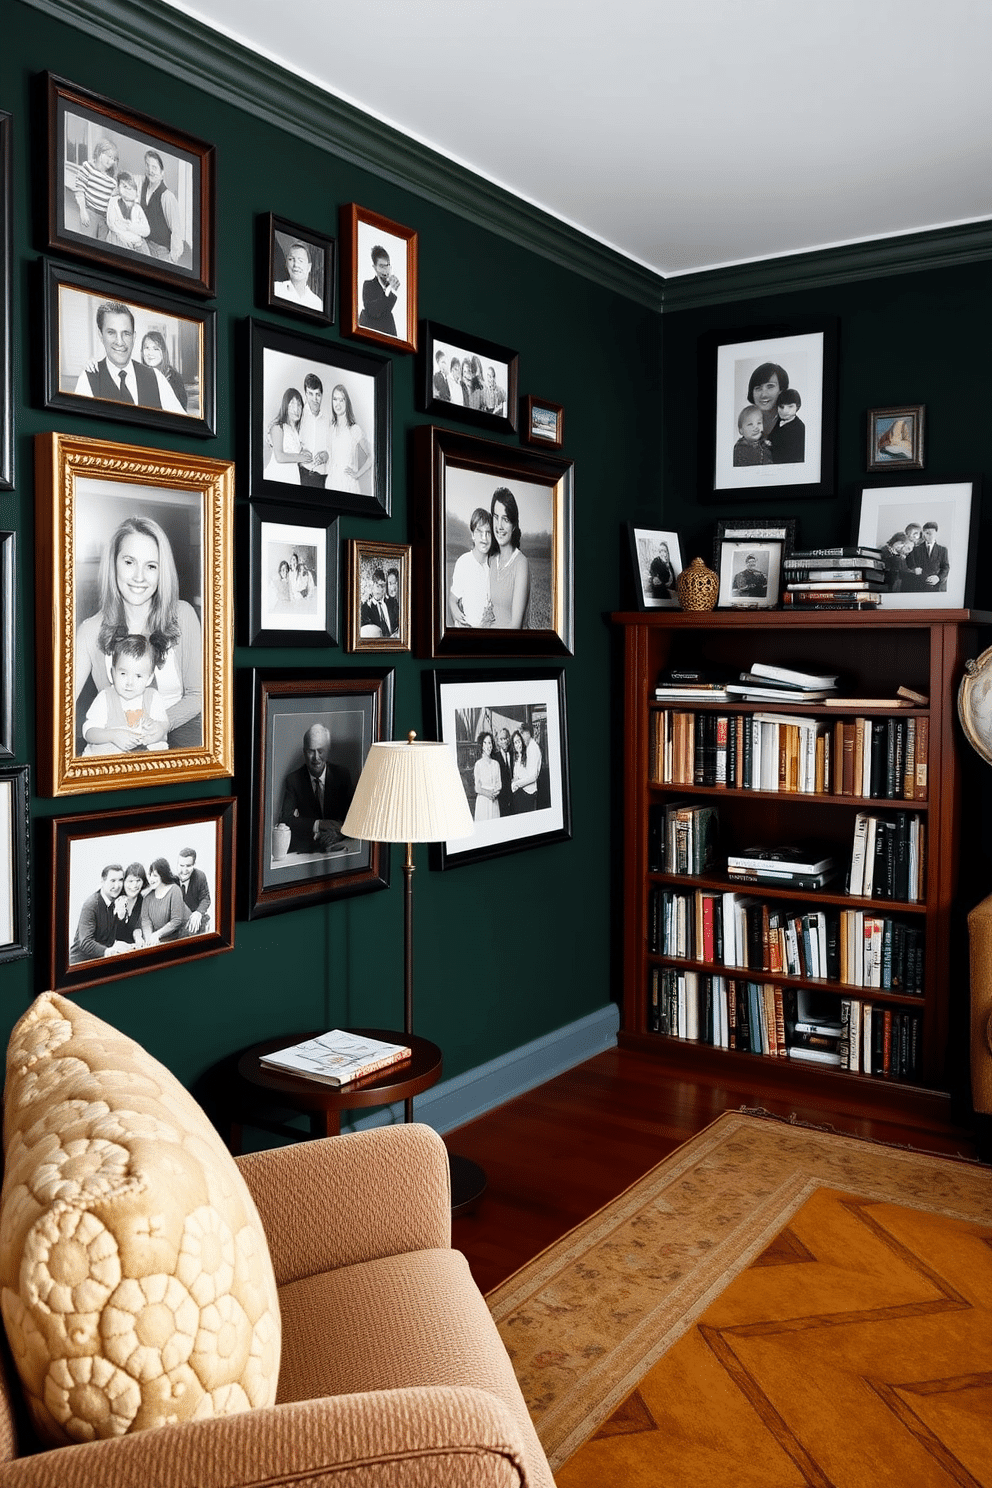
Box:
[614,607,992,1110]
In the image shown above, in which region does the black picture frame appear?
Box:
[261,212,336,326]
[700,317,837,503]
[867,404,926,472]
[715,516,797,558]
[42,259,217,437]
[424,666,571,870]
[0,763,30,964]
[0,531,13,758]
[241,667,394,920]
[855,476,980,610]
[50,796,235,993]
[627,525,683,610]
[45,73,216,297]
[248,318,391,518]
[413,424,574,658]
[0,110,12,491]
[417,320,519,434]
[243,502,340,648]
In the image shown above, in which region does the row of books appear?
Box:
[648,709,928,799]
[648,801,720,876]
[848,811,924,901]
[647,970,922,1079]
[649,887,925,993]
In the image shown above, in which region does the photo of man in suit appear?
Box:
[74,300,185,413]
[358,244,400,338]
[69,863,128,963]
[278,722,353,854]
[176,846,211,934]
[360,568,393,638]
[915,520,949,591]
[495,727,514,816]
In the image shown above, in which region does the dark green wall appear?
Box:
[0,2,661,1087]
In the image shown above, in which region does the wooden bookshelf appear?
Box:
[613,608,992,1119]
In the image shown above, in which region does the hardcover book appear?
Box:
[260,1030,412,1086]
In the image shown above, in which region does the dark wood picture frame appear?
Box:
[45,72,216,297]
[42,258,217,437]
[0,110,12,491]
[520,394,564,450]
[424,666,572,871]
[0,763,30,964]
[700,317,838,503]
[248,318,391,518]
[339,202,418,353]
[345,540,412,654]
[417,320,518,434]
[867,404,926,472]
[241,667,394,920]
[0,531,14,758]
[243,502,340,648]
[413,424,574,659]
[50,795,235,993]
[261,212,336,326]
[35,431,234,798]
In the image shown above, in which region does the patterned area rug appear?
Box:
[486,1111,992,1477]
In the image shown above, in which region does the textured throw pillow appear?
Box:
[0,992,281,1446]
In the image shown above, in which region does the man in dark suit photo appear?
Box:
[69,863,129,964]
[176,847,211,934]
[495,727,514,816]
[278,722,353,854]
[358,244,400,337]
[73,300,185,413]
[915,520,950,591]
[360,568,393,638]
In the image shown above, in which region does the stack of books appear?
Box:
[781,546,885,610]
[725,660,840,704]
[653,666,732,702]
[786,989,844,1065]
[725,843,839,890]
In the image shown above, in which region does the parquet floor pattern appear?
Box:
[558,1187,992,1487]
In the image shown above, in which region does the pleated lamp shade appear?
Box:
[342,738,474,844]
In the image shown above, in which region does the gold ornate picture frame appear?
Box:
[35,431,234,796]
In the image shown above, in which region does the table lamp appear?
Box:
[341,732,485,1209]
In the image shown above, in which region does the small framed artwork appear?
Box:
[244,502,340,648]
[867,405,925,472]
[340,202,418,353]
[520,395,564,450]
[262,213,335,326]
[0,764,30,964]
[345,540,411,653]
[855,477,979,609]
[628,527,684,610]
[715,516,797,557]
[49,796,235,993]
[35,431,234,797]
[241,668,394,920]
[0,531,14,758]
[715,537,784,610]
[249,318,391,518]
[424,667,571,871]
[45,73,216,296]
[42,259,217,437]
[417,320,518,434]
[0,110,12,491]
[701,318,837,502]
[413,424,574,658]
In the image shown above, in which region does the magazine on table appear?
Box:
[260,1029,412,1086]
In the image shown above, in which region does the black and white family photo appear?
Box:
[347,541,410,652]
[263,531,321,625]
[630,527,683,609]
[856,481,977,610]
[431,340,508,417]
[419,321,519,433]
[445,469,553,632]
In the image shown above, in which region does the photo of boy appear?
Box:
[733,404,772,466]
[449,507,496,628]
[768,387,805,464]
[81,634,170,755]
[105,171,151,255]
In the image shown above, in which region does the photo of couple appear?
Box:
[445,471,554,633]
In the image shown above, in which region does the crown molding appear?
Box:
[659,219,992,313]
[20,0,665,309]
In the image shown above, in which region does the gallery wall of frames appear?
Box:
[0,0,663,1088]
[5,1,992,1103]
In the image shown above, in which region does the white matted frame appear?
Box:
[244,502,339,648]
[716,538,784,610]
[627,526,683,610]
[855,478,979,609]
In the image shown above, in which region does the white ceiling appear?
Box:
[160,0,992,278]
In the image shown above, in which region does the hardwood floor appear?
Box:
[446,1045,982,1294]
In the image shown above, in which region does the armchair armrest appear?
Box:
[0,1387,537,1487]
[236,1123,451,1284]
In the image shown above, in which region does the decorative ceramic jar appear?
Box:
[676,556,720,611]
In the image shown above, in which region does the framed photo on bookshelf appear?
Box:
[855,477,979,609]
[627,526,683,610]
[715,537,784,610]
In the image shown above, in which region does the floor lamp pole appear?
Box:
[403,840,415,1122]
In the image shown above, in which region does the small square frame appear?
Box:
[867,405,925,472]
[345,540,412,653]
[50,795,235,992]
[417,320,518,434]
[261,213,336,326]
[715,537,784,609]
[0,763,30,964]
[243,502,340,648]
[627,526,683,610]
[520,395,564,450]
[339,202,418,353]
